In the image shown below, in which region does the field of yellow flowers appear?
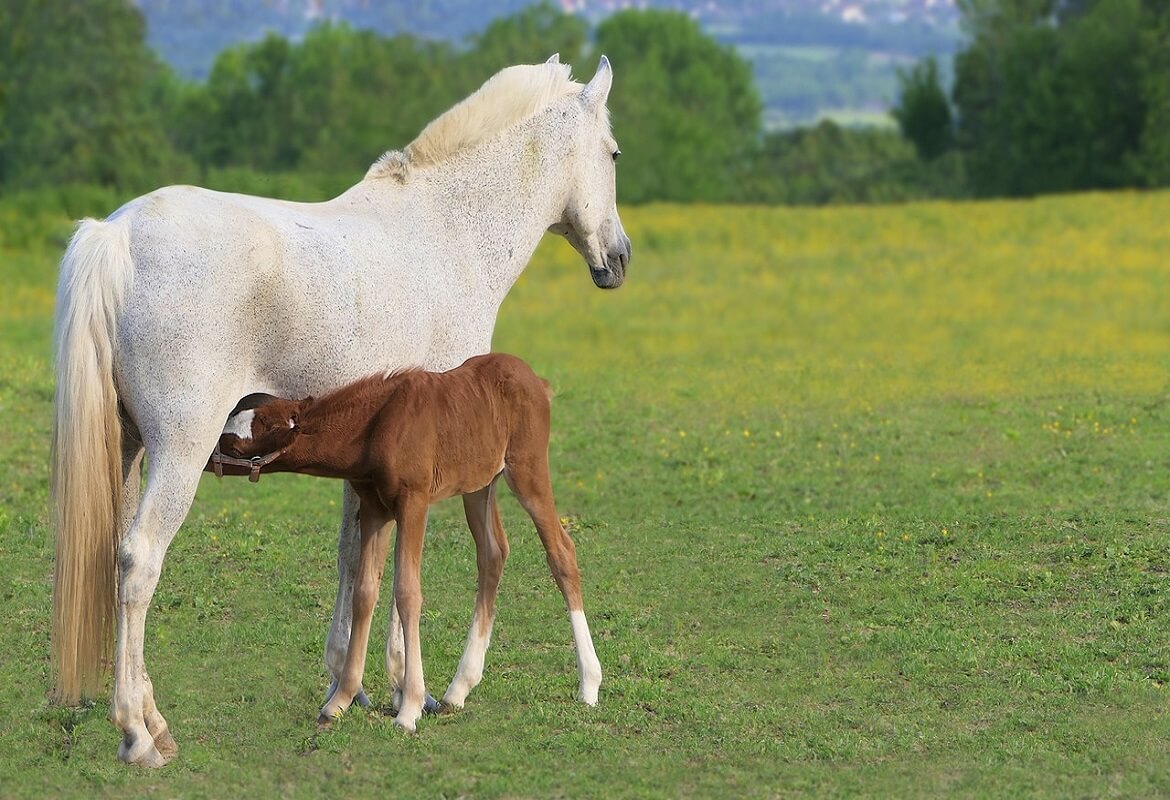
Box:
[2,191,1169,797]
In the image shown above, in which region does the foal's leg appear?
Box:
[442,478,510,711]
[386,597,443,714]
[391,493,431,732]
[319,497,392,724]
[504,459,602,705]
[322,484,370,709]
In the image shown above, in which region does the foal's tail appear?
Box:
[50,215,135,704]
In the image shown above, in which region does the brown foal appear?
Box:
[211,353,602,732]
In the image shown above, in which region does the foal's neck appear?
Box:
[281,374,404,477]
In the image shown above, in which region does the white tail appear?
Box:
[51,216,134,703]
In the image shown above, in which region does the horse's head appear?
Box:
[218,396,304,459]
[549,56,632,290]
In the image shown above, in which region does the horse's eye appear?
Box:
[612,149,621,163]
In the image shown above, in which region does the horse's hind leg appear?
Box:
[118,430,178,760]
[442,478,509,711]
[319,496,392,724]
[112,448,207,767]
[504,458,602,705]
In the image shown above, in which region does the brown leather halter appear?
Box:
[210,444,287,482]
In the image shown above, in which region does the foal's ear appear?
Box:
[580,55,613,113]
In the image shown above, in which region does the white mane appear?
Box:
[366,63,581,182]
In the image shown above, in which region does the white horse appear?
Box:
[51,56,629,767]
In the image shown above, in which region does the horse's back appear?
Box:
[110,183,402,402]
[123,185,352,276]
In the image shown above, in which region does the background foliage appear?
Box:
[3,0,1166,206]
[952,0,1155,196]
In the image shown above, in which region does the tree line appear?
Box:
[1,0,1167,209]
[894,0,1170,196]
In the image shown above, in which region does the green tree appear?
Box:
[461,2,588,82]
[182,7,585,180]
[594,9,762,203]
[1135,0,1170,185]
[298,28,462,174]
[892,57,954,160]
[953,0,1147,196]
[738,121,965,205]
[188,32,303,172]
[0,0,191,191]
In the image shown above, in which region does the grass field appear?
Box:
[3,192,1170,797]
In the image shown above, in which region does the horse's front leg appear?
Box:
[391,494,431,732]
[319,496,392,725]
[322,483,371,710]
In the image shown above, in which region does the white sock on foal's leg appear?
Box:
[570,609,602,705]
[442,608,494,709]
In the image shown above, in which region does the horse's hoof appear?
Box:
[355,687,372,709]
[423,693,443,715]
[438,701,461,716]
[119,737,169,768]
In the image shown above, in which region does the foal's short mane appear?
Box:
[365,63,581,182]
[298,369,419,429]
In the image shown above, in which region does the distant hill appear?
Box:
[133,0,963,129]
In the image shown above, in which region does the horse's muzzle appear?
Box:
[591,235,631,289]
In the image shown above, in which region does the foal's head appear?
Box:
[219,397,306,458]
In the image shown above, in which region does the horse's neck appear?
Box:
[415,115,572,299]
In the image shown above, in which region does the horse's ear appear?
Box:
[580,55,613,114]
[546,53,560,64]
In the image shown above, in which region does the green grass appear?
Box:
[3,193,1170,797]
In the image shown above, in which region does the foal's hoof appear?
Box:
[390,689,442,715]
[325,679,371,710]
[392,715,418,734]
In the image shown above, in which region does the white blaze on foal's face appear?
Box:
[222,409,256,442]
